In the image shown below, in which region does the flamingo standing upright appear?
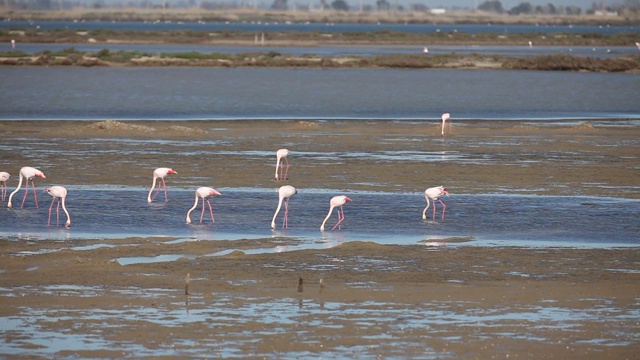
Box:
[45,186,71,228]
[0,171,11,202]
[423,186,449,220]
[320,195,352,231]
[7,166,46,209]
[186,187,221,224]
[275,149,290,181]
[271,185,297,229]
[147,167,177,203]
[441,113,451,137]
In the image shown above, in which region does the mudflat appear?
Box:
[1,119,639,358]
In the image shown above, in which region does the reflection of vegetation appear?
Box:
[1,48,638,72]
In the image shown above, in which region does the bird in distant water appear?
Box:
[423,186,449,220]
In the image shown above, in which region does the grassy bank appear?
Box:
[1,47,639,72]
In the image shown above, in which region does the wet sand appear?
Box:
[1,119,639,358]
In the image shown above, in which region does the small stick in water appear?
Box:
[297,276,303,293]
[319,278,325,294]
[185,273,190,295]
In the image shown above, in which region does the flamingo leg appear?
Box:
[283,158,290,180]
[432,201,437,219]
[151,181,162,201]
[47,197,56,226]
[282,198,289,228]
[438,200,447,219]
[1,182,5,201]
[206,199,215,223]
[199,198,206,224]
[32,180,39,208]
[160,178,168,202]
[56,198,61,226]
[21,181,29,208]
[331,207,345,231]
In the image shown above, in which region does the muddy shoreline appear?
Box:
[1,237,639,358]
[1,119,639,358]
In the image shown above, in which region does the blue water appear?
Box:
[2,20,639,35]
[1,188,638,249]
[1,67,639,121]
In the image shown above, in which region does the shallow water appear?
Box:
[1,188,638,250]
[0,285,638,358]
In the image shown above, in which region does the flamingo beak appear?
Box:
[345,197,352,202]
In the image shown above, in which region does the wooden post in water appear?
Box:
[185,273,190,295]
[297,276,303,292]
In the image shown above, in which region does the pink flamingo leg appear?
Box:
[439,200,447,219]
[283,158,290,180]
[1,183,5,201]
[199,198,206,224]
[206,199,215,223]
[331,207,345,231]
[160,178,168,202]
[21,179,39,208]
[56,199,61,226]
[48,197,56,226]
[282,199,289,228]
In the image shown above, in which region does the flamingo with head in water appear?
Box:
[321,195,351,231]
[271,185,297,229]
[45,186,71,228]
[423,186,449,220]
[148,167,177,203]
[0,171,11,202]
[7,166,46,209]
[441,113,451,137]
[275,149,290,181]
[186,187,221,224]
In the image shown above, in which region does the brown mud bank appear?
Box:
[0,237,638,358]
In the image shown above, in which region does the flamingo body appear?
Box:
[321,195,351,231]
[275,149,290,181]
[271,185,297,229]
[186,187,221,224]
[423,186,449,220]
[0,171,11,202]
[148,167,177,203]
[7,166,46,209]
[45,185,71,228]
[441,113,451,137]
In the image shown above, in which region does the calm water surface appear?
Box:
[2,67,639,121]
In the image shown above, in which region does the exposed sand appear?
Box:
[1,119,639,358]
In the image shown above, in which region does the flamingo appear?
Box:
[321,195,351,231]
[186,187,221,224]
[147,167,177,203]
[45,186,71,228]
[423,186,449,220]
[275,149,290,181]
[441,113,451,137]
[271,185,297,229]
[7,166,46,209]
[0,171,11,202]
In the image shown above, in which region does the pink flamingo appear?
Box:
[321,195,352,231]
[0,171,11,202]
[186,187,221,224]
[45,186,71,228]
[147,167,177,203]
[271,185,297,229]
[275,149,290,181]
[441,113,451,137]
[7,166,46,209]
[423,186,449,220]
